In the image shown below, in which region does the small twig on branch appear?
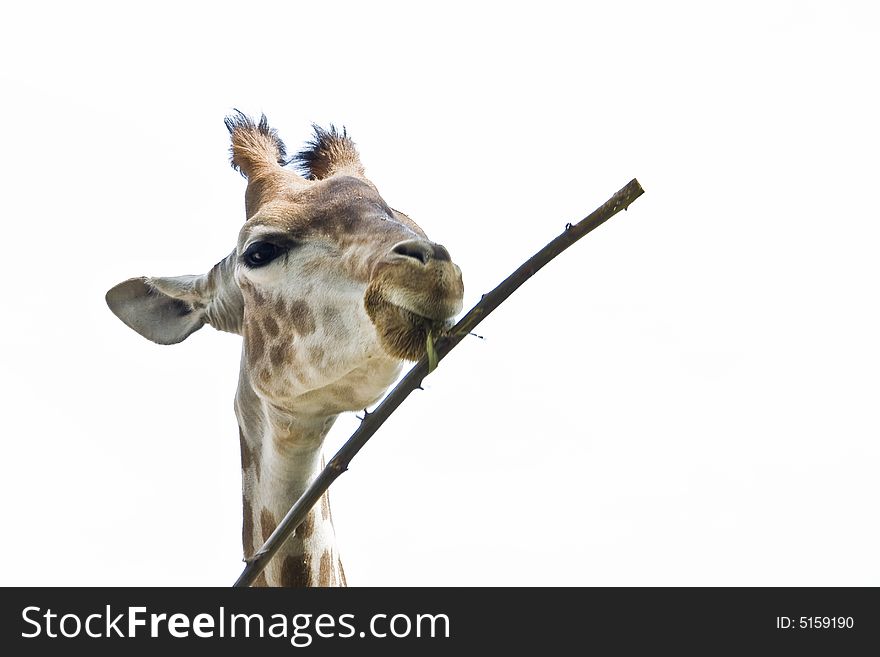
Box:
[232,178,645,587]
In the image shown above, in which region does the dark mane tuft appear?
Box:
[223,109,288,177]
[292,124,362,180]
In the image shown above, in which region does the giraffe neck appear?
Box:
[235,364,346,587]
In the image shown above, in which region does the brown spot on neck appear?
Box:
[321,305,347,340]
[307,345,325,366]
[242,495,255,559]
[269,343,289,370]
[337,558,347,586]
[321,492,330,522]
[262,315,280,338]
[249,285,267,306]
[318,549,333,587]
[260,507,277,543]
[245,318,266,362]
[299,508,317,540]
[289,299,317,336]
[280,554,312,587]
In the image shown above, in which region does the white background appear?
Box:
[1,1,877,586]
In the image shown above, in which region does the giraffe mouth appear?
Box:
[364,248,463,360]
[394,302,457,332]
[364,287,458,361]
[377,269,464,323]
[385,296,460,324]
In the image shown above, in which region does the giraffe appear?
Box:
[105,112,464,586]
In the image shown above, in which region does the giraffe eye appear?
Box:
[243,241,285,267]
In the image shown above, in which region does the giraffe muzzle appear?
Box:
[371,239,464,322]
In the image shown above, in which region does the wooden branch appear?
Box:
[232,178,645,587]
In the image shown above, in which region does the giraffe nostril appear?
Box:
[391,240,433,265]
[431,244,451,262]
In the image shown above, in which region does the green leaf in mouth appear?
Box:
[426,329,438,373]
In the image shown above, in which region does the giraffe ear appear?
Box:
[106,252,243,345]
[105,277,208,345]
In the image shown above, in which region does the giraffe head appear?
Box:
[107,113,464,415]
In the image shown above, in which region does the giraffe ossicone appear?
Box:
[106,112,464,586]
